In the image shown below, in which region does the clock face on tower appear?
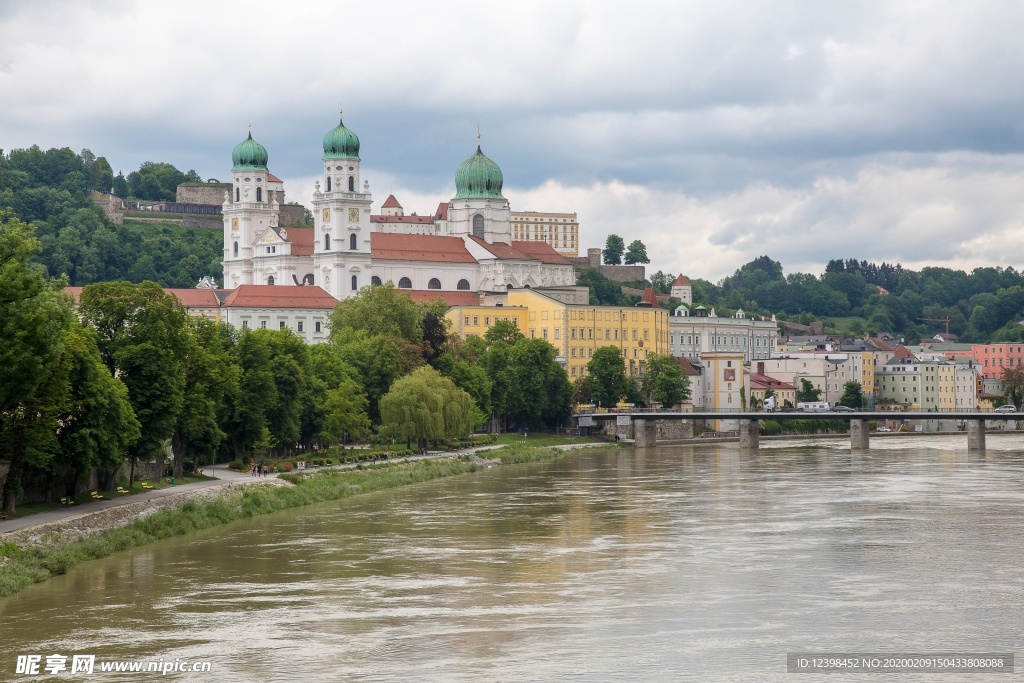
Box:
[348,208,359,222]
[322,208,331,223]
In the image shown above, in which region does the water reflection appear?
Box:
[3,436,1024,681]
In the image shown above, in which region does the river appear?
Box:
[2,436,1023,681]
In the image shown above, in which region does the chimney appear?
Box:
[757,362,765,376]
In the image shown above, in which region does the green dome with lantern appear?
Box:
[454,140,504,200]
[322,112,360,159]
[231,132,269,171]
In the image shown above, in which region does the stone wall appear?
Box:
[177,183,232,205]
[182,215,224,230]
[279,204,307,228]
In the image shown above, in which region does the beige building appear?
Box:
[511,211,579,257]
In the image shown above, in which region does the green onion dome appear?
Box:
[322,115,360,159]
[231,132,269,170]
[454,145,504,199]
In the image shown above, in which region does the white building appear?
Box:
[669,305,777,364]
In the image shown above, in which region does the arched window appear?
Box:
[267,276,275,286]
[472,213,485,238]
[349,233,357,250]
[428,278,441,290]
[457,279,470,291]
[348,176,355,192]
[235,188,240,201]
[371,276,382,286]
[326,177,332,192]
[324,234,331,250]
[351,275,358,291]
[398,277,412,289]
[506,283,513,290]
[256,187,263,202]
[233,241,238,257]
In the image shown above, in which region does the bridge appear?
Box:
[584,411,1024,453]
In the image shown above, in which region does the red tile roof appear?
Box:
[673,274,690,286]
[381,194,402,209]
[221,285,337,309]
[165,288,222,308]
[676,356,702,376]
[284,227,315,255]
[640,287,658,306]
[400,290,481,306]
[371,215,435,224]
[746,372,795,391]
[470,236,528,260]
[370,233,476,263]
[510,240,570,265]
[893,344,914,358]
[267,173,283,183]
[435,202,449,220]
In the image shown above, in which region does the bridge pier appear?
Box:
[967,419,986,453]
[739,419,760,451]
[634,419,657,448]
[850,419,870,451]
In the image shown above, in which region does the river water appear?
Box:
[2,436,1023,681]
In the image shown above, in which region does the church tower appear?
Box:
[223,128,277,288]
[311,106,373,299]
[447,133,512,245]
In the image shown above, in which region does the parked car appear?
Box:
[833,405,856,412]
[876,426,892,432]
[994,404,1017,413]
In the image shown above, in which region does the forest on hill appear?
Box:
[3,145,1024,344]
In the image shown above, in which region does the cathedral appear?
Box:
[222,109,575,302]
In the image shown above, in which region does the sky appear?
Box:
[3,0,1024,282]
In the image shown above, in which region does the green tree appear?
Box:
[507,338,572,428]
[90,156,114,193]
[641,353,690,408]
[837,381,866,409]
[586,346,630,408]
[1000,366,1024,410]
[624,239,650,265]
[379,366,475,450]
[603,234,625,265]
[484,319,524,345]
[796,377,822,403]
[112,171,128,198]
[330,281,424,344]
[319,377,372,445]
[576,267,624,306]
[79,281,188,484]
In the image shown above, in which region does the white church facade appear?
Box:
[222,110,575,302]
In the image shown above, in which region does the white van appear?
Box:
[796,401,830,413]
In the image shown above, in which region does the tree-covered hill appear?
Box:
[0,146,221,286]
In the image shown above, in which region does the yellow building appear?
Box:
[446,288,670,379]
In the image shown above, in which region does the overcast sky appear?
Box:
[3,0,1024,282]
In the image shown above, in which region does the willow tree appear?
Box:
[379,366,475,451]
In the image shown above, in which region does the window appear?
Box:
[371,276,382,286]
[350,233,357,250]
[555,329,560,339]
[297,321,304,333]
[428,278,441,290]
[279,321,286,330]
[398,277,412,289]
[457,279,470,290]
[327,177,332,191]
[325,234,331,250]
[485,317,490,326]
[349,176,355,192]
[473,316,479,325]
[351,275,358,291]
[260,320,267,329]
[267,276,275,286]
[256,187,263,202]
[315,321,321,333]
[472,213,485,238]
[235,188,240,201]
[233,241,238,257]
[242,320,248,329]
[464,317,469,325]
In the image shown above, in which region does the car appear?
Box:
[833,405,856,412]
[994,404,1017,413]
[876,426,892,432]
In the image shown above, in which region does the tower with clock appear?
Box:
[222,127,276,289]
[311,106,373,299]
